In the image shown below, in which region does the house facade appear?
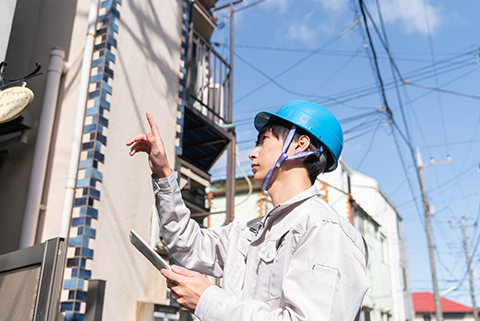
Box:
[0,0,232,320]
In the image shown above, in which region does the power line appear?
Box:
[395,162,479,208]
[398,68,478,108]
[232,17,360,104]
[317,55,477,108]
[318,49,475,104]
[233,44,460,63]
[233,0,267,13]
[360,3,480,101]
[356,120,383,170]
[308,45,366,96]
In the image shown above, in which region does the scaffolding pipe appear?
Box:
[19,47,69,249]
[59,0,99,238]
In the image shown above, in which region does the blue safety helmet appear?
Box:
[254,100,344,172]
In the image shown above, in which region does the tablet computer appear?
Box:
[129,229,171,271]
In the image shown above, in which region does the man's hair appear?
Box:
[258,117,328,184]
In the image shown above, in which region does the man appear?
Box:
[127,100,369,320]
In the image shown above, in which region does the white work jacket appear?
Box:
[153,174,369,321]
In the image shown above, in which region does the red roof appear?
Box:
[413,292,474,313]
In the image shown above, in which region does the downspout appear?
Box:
[19,47,70,249]
[59,0,99,238]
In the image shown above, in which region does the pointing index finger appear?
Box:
[146,111,161,138]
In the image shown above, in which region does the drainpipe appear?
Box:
[19,47,70,249]
[59,0,99,238]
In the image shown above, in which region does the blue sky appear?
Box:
[210,0,480,308]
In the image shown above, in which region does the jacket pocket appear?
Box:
[258,240,276,263]
[253,240,277,301]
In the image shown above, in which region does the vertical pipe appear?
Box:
[19,47,69,249]
[224,3,235,225]
[59,0,99,238]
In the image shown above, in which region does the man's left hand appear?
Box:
[161,265,214,313]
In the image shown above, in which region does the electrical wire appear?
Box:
[232,50,373,110]
[233,17,360,104]
[234,0,267,13]
[344,117,382,135]
[308,45,366,96]
[390,123,425,230]
[361,3,480,100]
[318,56,477,107]
[234,144,253,207]
[316,49,475,104]
[422,0,449,153]
[399,68,478,108]
[356,120,383,171]
[396,162,479,208]
[232,44,457,63]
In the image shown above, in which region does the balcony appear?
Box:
[177,1,235,224]
[181,28,233,173]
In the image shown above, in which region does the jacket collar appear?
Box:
[251,185,319,242]
[267,185,319,221]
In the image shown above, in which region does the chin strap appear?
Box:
[261,125,324,191]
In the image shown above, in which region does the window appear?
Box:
[354,209,365,235]
[153,304,179,321]
[381,312,391,321]
[380,237,385,263]
[402,266,407,290]
[361,307,371,321]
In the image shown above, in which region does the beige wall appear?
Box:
[1,0,185,319]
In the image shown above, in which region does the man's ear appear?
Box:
[295,135,311,152]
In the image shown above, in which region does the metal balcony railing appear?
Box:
[186,29,232,126]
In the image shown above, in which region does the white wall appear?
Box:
[349,171,414,321]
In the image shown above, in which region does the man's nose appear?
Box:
[248,147,258,160]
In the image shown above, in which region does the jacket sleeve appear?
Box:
[195,219,369,321]
[153,173,236,277]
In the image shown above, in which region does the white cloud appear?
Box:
[378,0,442,35]
[287,20,318,44]
[310,0,442,35]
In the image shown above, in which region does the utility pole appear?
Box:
[214,0,242,226]
[460,217,479,321]
[416,147,451,321]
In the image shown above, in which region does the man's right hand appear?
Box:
[126,111,173,178]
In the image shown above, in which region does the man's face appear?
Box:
[248,129,284,186]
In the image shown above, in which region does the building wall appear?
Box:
[360,208,393,320]
[207,178,272,226]
[0,0,79,255]
[350,171,414,321]
[1,0,185,319]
